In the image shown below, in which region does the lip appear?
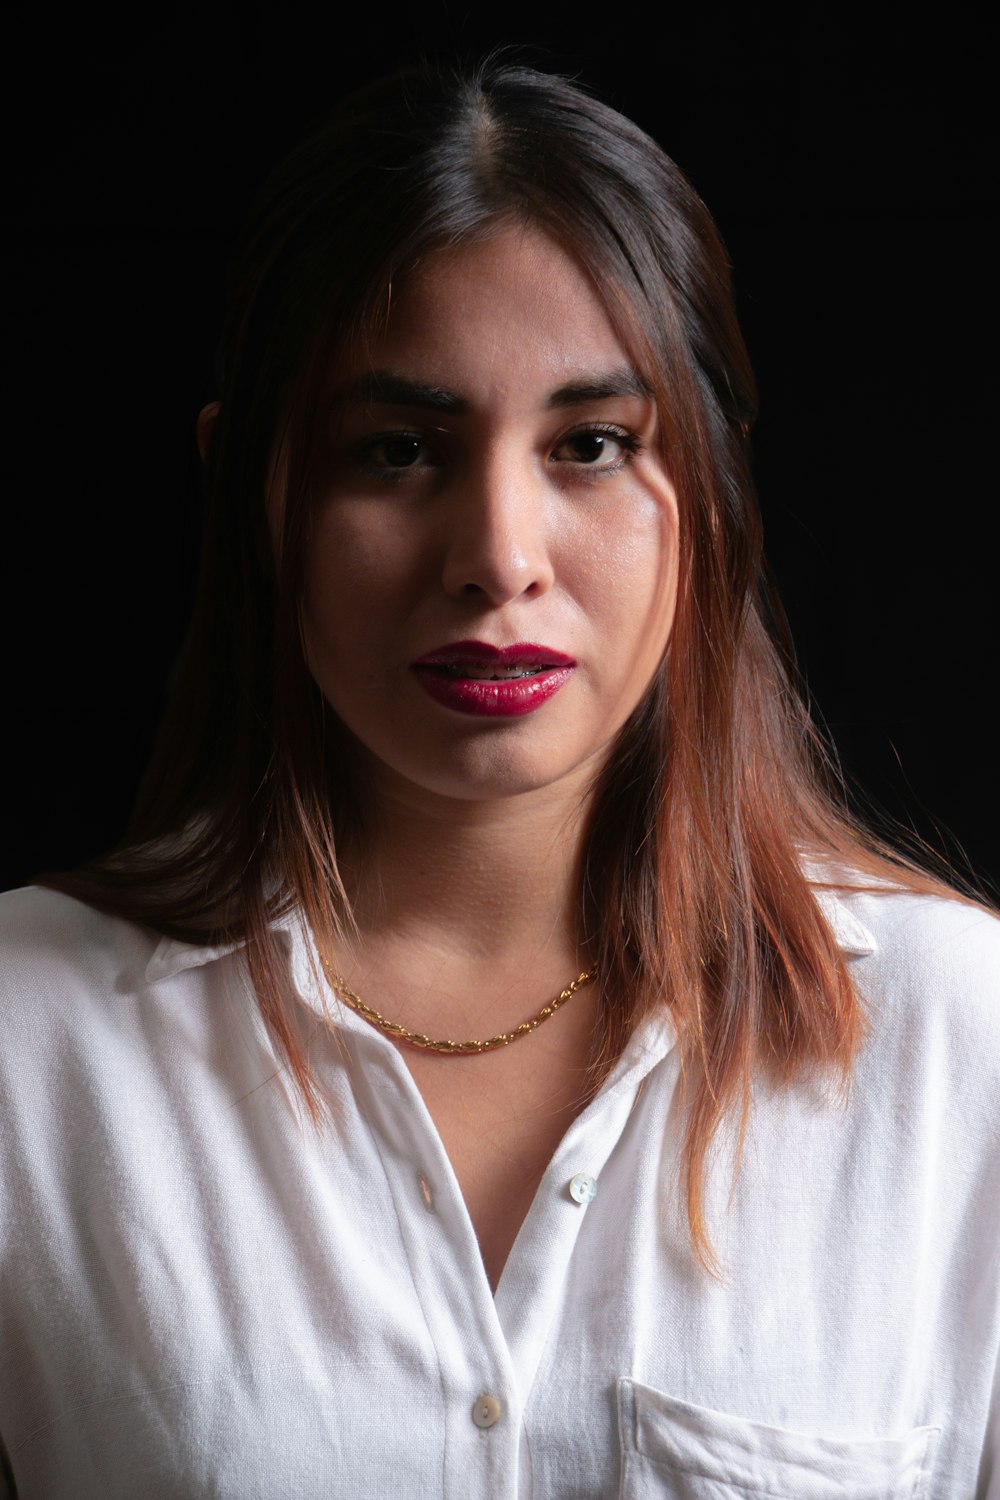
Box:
[411,639,575,717]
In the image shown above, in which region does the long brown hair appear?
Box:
[40,59,969,1267]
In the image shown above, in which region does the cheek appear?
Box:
[571,488,679,655]
[300,515,379,682]
[301,505,420,650]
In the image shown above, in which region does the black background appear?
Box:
[4,4,998,893]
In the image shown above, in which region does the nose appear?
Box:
[440,453,555,605]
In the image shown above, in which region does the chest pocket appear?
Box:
[617,1380,940,1499]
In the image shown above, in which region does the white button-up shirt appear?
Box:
[1,882,999,1497]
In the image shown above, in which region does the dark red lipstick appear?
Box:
[411,640,575,717]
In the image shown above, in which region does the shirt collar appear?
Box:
[811,887,878,956]
[144,908,299,985]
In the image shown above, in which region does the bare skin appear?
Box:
[327,784,602,1290]
[197,226,679,1290]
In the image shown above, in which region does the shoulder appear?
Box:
[0,885,160,1030]
[827,884,1000,1119]
[833,883,1000,1010]
[0,881,158,969]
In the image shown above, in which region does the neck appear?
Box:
[335,772,594,994]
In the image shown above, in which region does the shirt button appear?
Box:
[569,1172,597,1205]
[472,1394,502,1429]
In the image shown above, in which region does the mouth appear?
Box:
[410,640,575,718]
[427,662,557,680]
[412,640,575,677]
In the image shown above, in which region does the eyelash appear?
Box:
[555,424,642,473]
[354,429,437,482]
[353,423,643,482]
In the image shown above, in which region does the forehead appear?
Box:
[340,225,643,401]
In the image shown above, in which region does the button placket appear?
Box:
[290,941,527,1499]
[493,1030,678,1423]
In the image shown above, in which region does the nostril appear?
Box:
[440,523,555,604]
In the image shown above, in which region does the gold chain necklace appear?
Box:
[320,956,597,1055]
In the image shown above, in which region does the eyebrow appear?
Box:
[546,369,653,407]
[342,373,468,411]
[338,367,652,413]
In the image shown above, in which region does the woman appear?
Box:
[1,59,998,1498]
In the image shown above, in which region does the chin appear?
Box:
[367,737,601,809]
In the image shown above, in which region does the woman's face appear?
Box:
[302,224,679,811]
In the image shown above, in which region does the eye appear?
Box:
[551,425,639,470]
[361,432,431,471]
